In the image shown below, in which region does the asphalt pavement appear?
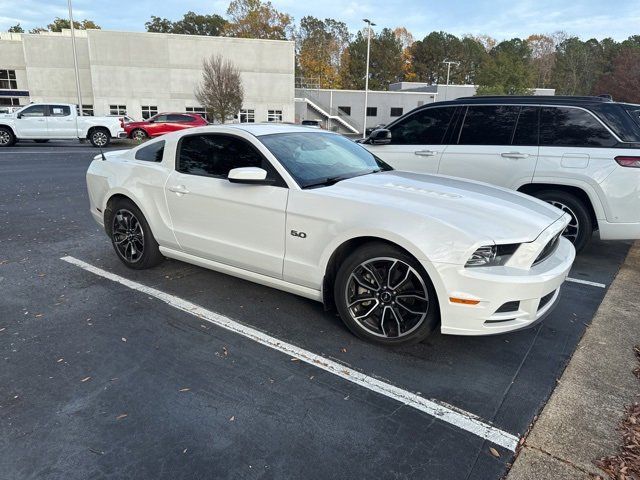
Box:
[0,141,631,479]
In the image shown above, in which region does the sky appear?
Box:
[1,0,639,41]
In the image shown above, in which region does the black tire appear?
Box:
[130,129,148,141]
[89,128,111,147]
[0,126,16,147]
[533,190,592,253]
[105,198,164,270]
[334,242,439,346]
[34,139,50,143]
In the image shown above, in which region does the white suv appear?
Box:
[363,96,640,251]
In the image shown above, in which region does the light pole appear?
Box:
[362,18,375,139]
[441,60,459,101]
[68,0,83,116]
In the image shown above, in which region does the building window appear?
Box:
[109,105,127,115]
[338,106,351,116]
[0,97,20,106]
[366,107,377,117]
[0,70,17,90]
[239,109,255,123]
[390,107,403,117]
[141,105,158,120]
[268,109,283,122]
[186,106,210,122]
[76,104,94,116]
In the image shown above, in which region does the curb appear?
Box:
[507,241,640,479]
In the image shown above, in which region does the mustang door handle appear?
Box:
[501,152,529,159]
[168,185,189,194]
[414,150,436,156]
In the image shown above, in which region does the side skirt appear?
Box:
[159,246,323,302]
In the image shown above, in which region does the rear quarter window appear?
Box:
[134,140,165,162]
[591,104,640,143]
[539,107,617,147]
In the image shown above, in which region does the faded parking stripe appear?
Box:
[61,255,520,451]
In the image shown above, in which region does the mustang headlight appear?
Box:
[465,244,520,267]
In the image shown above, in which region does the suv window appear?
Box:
[592,103,640,143]
[20,105,47,117]
[512,106,540,146]
[177,134,276,179]
[168,114,191,122]
[458,105,520,145]
[135,140,165,162]
[50,105,71,117]
[540,107,617,147]
[389,107,455,145]
[152,114,169,123]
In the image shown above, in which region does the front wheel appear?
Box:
[105,198,164,270]
[334,242,439,346]
[89,128,111,147]
[533,190,592,253]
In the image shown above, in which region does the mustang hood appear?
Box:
[322,171,565,244]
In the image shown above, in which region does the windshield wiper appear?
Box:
[302,169,382,189]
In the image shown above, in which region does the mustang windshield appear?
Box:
[260,132,391,188]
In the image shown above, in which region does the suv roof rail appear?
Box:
[454,95,613,103]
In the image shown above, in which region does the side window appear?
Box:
[168,114,190,122]
[135,140,165,162]
[540,107,617,147]
[512,106,540,146]
[153,114,169,123]
[20,105,47,117]
[458,105,520,145]
[177,134,276,180]
[50,105,71,117]
[389,107,455,145]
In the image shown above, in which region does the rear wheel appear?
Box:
[0,127,15,147]
[105,198,164,270]
[89,128,110,147]
[131,129,148,141]
[334,242,439,346]
[533,190,592,252]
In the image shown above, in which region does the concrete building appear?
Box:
[0,29,295,122]
[295,83,556,134]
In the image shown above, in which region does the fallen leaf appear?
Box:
[81,376,91,382]
[222,346,228,356]
[291,358,299,362]
[121,337,127,342]
[229,416,235,422]
[340,348,347,353]
[0,327,5,332]
[116,413,128,420]
[35,314,44,318]
[489,447,500,458]
[183,448,188,454]
[179,388,190,392]
[57,358,63,363]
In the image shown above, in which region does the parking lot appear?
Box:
[0,141,632,479]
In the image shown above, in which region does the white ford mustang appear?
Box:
[86,124,575,345]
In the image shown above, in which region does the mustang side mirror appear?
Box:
[16,113,22,119]
[370,128,391,145]
[228,167,274,185]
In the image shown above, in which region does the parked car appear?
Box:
[300,119,323,128]
[125,113,207,140]
[362,96,640,252]
[0,103,126,147]
[86,124,575,345]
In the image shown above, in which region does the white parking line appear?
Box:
[566,277,607,288]
[61,255,519,451]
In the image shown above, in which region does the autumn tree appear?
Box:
[8,24,24,33]
[145,11,227,36]
[195,54,244,123]
[394,27,416,81]
[551,37,605,94]
[30,17,100,33]
[458,36,489,84]
[593,48,640,102]
[225,0,293,40]
[476,39,534,95]
[474,34,497,52]
[527,34,556,88]
[296,16,350,88]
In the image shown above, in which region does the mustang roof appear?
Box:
[202,123,333,137]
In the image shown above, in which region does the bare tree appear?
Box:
[195,55,244,124]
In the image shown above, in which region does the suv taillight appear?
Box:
[615,156,640,168]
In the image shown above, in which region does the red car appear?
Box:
[125,113,207,140]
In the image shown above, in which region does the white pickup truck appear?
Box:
[0,103,126,147]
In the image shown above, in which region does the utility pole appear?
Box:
[441,60,459,101]
[68,0,83,116]
[362,18,375,138]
